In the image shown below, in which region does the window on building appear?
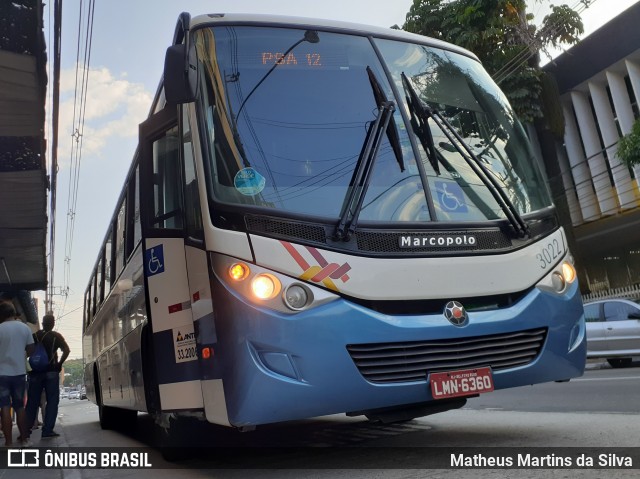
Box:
[624,75,639,119]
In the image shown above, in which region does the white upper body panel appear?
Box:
[250,228,567,300]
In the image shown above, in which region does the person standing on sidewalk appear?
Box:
[0,302,35,446]
[25,314,70,439]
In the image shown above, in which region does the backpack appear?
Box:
[29,332,50,372]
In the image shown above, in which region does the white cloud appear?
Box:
[55,65,152,167]
[41,66,153,359]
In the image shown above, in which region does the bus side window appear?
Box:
[151,125,184,230]
[84,288,91,328]
[181,104,204,241]
[97,255,104,305]
[133,166,142,247]
[115,199,127,276]
[104,227,113,292]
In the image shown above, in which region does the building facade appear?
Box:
[543,2,640,299]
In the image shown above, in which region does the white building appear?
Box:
[543,2,640,297]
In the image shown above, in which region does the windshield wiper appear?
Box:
[367,66,404,172]
[333,68,401,241]
[334,100,395,241]
[400,73,529,238]
[401,73,440,175]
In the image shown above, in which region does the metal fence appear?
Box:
[582,284,640,303]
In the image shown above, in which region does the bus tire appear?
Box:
[154,414,199,461]
[95,366,138,431]
[98,403,118,430]
[99,403,138,432]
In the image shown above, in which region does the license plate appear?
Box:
[430,367,494,399]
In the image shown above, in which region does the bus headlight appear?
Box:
[536,256,577,294]
[229,262,250,281]
[212,253,339,314]
[551,272,565,292]
[251,274,281,300]
[562,262,576,284]
[283,284,311,310]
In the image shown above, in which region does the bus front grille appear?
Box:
[346,328,547,384]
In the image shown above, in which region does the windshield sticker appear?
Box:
[436,181,468,213]
[234,167,266,196]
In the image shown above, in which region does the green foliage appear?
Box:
[617,119,640,168]
[538,4,583,47]
[62,358,85,387]
[402,0,584,123]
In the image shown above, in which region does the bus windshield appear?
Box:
[195,26,552,224]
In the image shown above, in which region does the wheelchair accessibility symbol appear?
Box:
[145,245,165,277]
[435,181,468,213]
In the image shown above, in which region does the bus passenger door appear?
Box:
[139,105,203,412]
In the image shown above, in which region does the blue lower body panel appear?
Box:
[208,279,586,427]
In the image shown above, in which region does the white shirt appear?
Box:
[0,319,34,376]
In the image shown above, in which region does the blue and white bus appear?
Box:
[83,12,586,440]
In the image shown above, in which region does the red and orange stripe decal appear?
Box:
[281,241,351,292]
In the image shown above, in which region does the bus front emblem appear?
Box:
[444,301,468,326]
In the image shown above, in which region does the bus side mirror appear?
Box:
[164,43,198,104]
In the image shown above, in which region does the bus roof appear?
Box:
[189,13,479,61]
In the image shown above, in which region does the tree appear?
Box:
[401,0,584,124]
[617,119,640,168]
[400,0,590,290]
[61,358,84,387]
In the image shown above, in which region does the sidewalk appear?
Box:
[1,416,70,479]
[1,416,69,448]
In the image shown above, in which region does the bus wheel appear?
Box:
[98,403,118,430]
[99,403,138,431]
[96,375,138,431]
[154,413,200,461]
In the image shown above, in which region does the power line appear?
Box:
[59,0,96,319]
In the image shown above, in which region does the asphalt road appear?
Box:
[466,360,640,413]
[2,360,638,479]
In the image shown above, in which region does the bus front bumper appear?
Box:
[206,280,586,427]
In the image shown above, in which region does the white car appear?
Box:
[68,390,81,400]
[584,298,640,368]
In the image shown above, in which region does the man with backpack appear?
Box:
[24,314,70,439]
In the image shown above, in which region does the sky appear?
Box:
[37,0,639,359]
